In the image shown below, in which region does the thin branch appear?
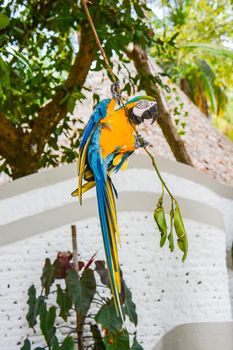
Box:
[56,325,76,330]
[81,0,116,83]
[71,225,85,350]
[71,225,80,277]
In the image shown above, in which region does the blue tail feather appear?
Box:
[95,179,121,314]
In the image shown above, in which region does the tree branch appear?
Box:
[0,112,22,164]
[126,45,193,166]
[24,23,97,163]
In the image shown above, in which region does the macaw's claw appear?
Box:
[135,134,149,149]
[111,81,121,101]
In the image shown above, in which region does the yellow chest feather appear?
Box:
[99,109,135,158]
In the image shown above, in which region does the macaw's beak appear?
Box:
[128,100,158,125]
[142,103,158,124]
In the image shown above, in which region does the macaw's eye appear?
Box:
[128,101,158,125]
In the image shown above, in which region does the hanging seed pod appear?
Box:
[154,196,167,247]
[168,209,174,252]
[174,203,188,262]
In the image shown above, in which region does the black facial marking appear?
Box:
[128,101,158,125]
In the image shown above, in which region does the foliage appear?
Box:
[21,252,142,350]
[0,0,154,178]
[150,0,233,137]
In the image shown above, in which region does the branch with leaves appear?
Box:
[0,20,96,178]
[0,0,194,179]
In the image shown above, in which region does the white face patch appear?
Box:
[133,100,155,117]
[128,99,158,125]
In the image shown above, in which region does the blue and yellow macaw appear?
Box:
[72,86,157,319]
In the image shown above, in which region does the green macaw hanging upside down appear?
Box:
[72,84,158,320]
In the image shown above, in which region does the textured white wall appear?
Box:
[0,166,232,349]
[1,168,232,247]
[0,213,231,350]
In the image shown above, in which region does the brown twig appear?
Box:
[71,224,80,276]
[81,0,128,111]
[71,225,84,350]
[81,0,116,83]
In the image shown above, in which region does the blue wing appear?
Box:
[76,99,111,203]
[80,98,111,149]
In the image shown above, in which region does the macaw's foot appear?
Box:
[135,134,149,148]
[111,81,121,101]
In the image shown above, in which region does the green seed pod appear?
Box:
[154,205,167,247]
[174,203,188,262]
[168,209,174,252]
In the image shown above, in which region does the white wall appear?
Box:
[0,156,232,350]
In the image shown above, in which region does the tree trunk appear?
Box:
[127,45,193,166]
[195,80,209,118]
[180,77,190,97]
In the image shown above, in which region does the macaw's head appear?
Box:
[126,96,158,125]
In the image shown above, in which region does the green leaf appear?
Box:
[60,336,75,350]
[174,203,188,262]
[20,338,31,350]
[66,91,85,113]
[134,4,144,18]
[123,284,137,326]
[7,49,32,71]
[197,59,217,113]
[66,268,96,316]
[0,34,8,46]
[154,198,167,247]
[168,32,179,45]
[41,258,56,296]
[93,93,100,104]
[168,209,174,252]
[26,285,45,328]
[0,13,9,30]
[95,298,122,335]
[56,284,72,321]
[39,303,56,346]
[130,337,143,350]
[0,56,10,88]
[51,336,59,350]
[180,43,233,60]
[0,56,9,75]
[91,324,105,350]
[67,95,76,113]
[71,91,85,100]
[104,329,130,350]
